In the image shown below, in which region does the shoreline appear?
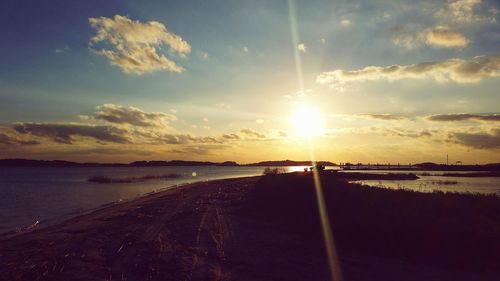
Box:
[0,170,266,237]
[0,174,262,239]
[1,172,499,280]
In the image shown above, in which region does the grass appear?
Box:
[240,172,500,272]
[262,167,288,175]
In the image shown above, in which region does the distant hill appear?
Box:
[0,158,335,167]
[245,160,336,166]
[0,159,126,167]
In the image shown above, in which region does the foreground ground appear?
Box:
[0,172,499,281]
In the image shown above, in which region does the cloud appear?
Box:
[390,26,469,49]
[95,104,176,127]
[424,27,469,48]
[89,15,191,74]
[240,129,266,139]
[384,128,433,138]
[428,113,500,122]
[449,128,500,149]
[197,51,209,60]
[388,26,421,50]
[360,114,409,121]
[319,38,326,44]
[0,132,39,146]
[216,103,231,109]
[297,43,307,53]
[13,123,131,144]
[435,0,496,24]
[222,133,240,140]
[150,133,223,145]
[54,46,69,54]
[169,144,228,155]
[340,19,351,27]
[316,54,500,88]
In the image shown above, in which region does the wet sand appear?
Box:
[1,172,499,281]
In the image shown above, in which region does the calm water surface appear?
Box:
[348,170,500,195]
[0,166,306,233]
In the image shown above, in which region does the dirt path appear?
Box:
[0,177,257,281]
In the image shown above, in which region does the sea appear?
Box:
[0,166,499,234]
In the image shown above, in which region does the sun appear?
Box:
[290,104,326,138]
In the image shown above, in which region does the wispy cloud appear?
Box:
[424,27,469,48]
[389,26,421,50]
[340,19,351,27]
[428,113,500,122]
[449,128,500,149]
[197,51,209,60]
[435,0,496,24]
[0,131,39,146]
[89,15,191,74]
[359,114,410,121]
[221,133,240,140]
[95,104,176,127]
[240,129,266,139]
[390,26,470,49]
[13,123,132,144]
[384,128,433,138]
[297,43,307,53]
[317,55,500,88]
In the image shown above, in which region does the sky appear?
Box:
[0,0,499,164]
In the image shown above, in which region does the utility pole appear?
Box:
[446,154,449,166]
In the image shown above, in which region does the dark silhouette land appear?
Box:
[1,171,499,280]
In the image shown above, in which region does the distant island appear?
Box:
[0,158,336,168]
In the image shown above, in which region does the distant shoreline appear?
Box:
[1,158,499,171]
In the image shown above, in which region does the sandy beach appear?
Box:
[1,172,499,281]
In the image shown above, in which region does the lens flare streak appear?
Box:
[288,1,343,279]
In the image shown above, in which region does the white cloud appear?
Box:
[435,0,496,24]
[297,43,307,53]
[216,103,231,109]
[54,46,69,54]
[340,19,351,27]
[319,38,326,44]
[389,26,422,50]
[243,46,249,53]
[390,25,469,50]
[197,51,209,60]
[317,55,500,88]
[424,27,469,48]
[89,15,191,74]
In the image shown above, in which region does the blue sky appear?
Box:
[0,0,499,163]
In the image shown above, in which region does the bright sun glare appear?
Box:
[290,105,326,138]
